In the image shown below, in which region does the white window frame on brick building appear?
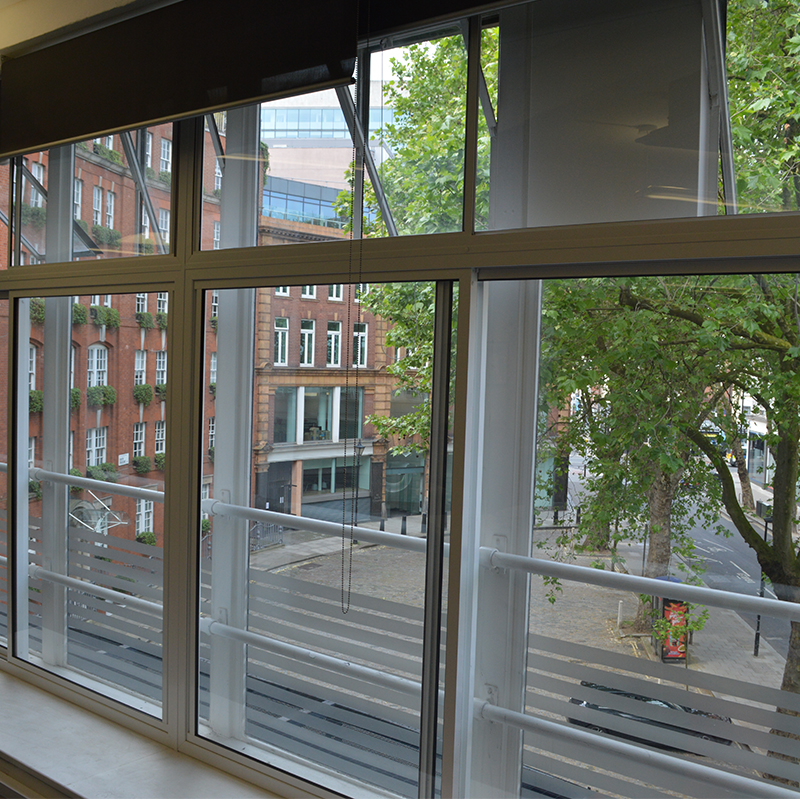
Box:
[300,319,314,366]
[352,322,367,368]
[157,292,168,314]
[92,186,102,225]
[134,350,147,385]
[133,422,145,458]
[274,317,288,366]
[136,498,154,535]
[30,162,44,207]
[105,190,115,229]
[160,138,172,172]
[86,344,107,387]
[136,293,147,313]
[155,420,166,454]
[73,178,82,220]
[328,284,343,301]
[301,285,316,299]
[85,426,107,467]
[28,344,37,391]
[158,209,170,244]
[156,350,167,384]
[326,321,341,367]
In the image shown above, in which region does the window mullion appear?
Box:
[462,15,482,235]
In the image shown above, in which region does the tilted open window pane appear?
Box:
[17,293,166,716]
[198,281,452,795]
[9,128,174,265]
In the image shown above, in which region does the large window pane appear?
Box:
[18,293,166,716]
[198,280,451,795]
[464,273,800,797]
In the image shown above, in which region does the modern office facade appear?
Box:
[0,1,798,799]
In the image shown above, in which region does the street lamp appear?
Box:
[754,511,771,657]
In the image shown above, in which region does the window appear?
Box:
[209,352,217,383]
[213,221,220,249]
[353,322,367,367]
[85,427,107,467]
[158,209,170,244]
[28,437,35,470]
[133,422,145,457]
[92,186,102,225]
[156,350,167,384]
[86,344,107,387]
[210,290,219,317]
[301,285,316,299]
[90,294,111,307]
[328,284,343,301]
[30,162,44,208]
[145,131,153,169]
[136,293,148,313]
[28,344,37,390]
[157,292,169,314]
[160,138,172,172]
[208,417,215,449]
[106,190,115,229]
[155,420,165,454]
[354,283,368,302]
[275,286,290,296]
[214,161,222,192]
[300,319,314,366]
[134,350,147,385]
[136,498,154,535]
[141,205,150,238]
[73,179,83,220]
[274,317,288,366]
[326,321,341,367]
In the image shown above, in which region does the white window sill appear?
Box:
[0,670,274,799]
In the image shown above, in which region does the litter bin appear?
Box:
[654,575,687,663]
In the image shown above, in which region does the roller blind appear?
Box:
[0,0,358,155]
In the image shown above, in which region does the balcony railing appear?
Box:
[1,465,800,796]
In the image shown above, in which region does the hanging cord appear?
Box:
[342,5,366,614]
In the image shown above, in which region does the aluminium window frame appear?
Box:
[1,11,800,800]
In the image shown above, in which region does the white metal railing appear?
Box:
[476,700,800,799]
[28,467,164,503]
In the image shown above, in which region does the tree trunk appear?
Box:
[765,619,800,786]
[730,435,755,512]
[632,464,682,631]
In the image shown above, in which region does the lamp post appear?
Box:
[353,439,365,527]
[754,512,771,657]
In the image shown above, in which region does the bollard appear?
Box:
[554,508,559,525]
[576,506,581,526]
[380,518,385,532]
[401,515,407,535]
[421,513,427,534]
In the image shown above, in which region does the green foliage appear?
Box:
[70,387,81,409]
[29,390,43,414]
[154,452,166,471]
[91,225,122,249]
[136,531,157,546]
[210,316,218,332]
[133,383,153,406]
[90,305,120,329]
[87,463,118,482]
[132,456,152,475]
[134,235,155,255]
[201,518,211,534]
[76,218,89,233]
[69,467,83,493]
[20,203,47,229]
[93,142,123,165]
[209,382,216,396]
[260,141,270,183]
[727,0,800,212]
[72,303,88,324]
[28,480,42,500]
[159,170,172,186]
[30,297,45,325]
[155,311,168,330]
[145,166,155,180]
[208,445,215,462]
[155,383,167,401]
[87,385,116,407]
[136,311,155,329]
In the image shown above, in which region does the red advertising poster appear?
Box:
[662,600,688,661]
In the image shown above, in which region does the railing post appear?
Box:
[207,104,258,740]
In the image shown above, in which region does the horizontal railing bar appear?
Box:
[28,564,163,616]
[483,549,800,623]
[203,499,431,553]
[476,700,799,799]
[29,467,164,503]
[200,617,423,698]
